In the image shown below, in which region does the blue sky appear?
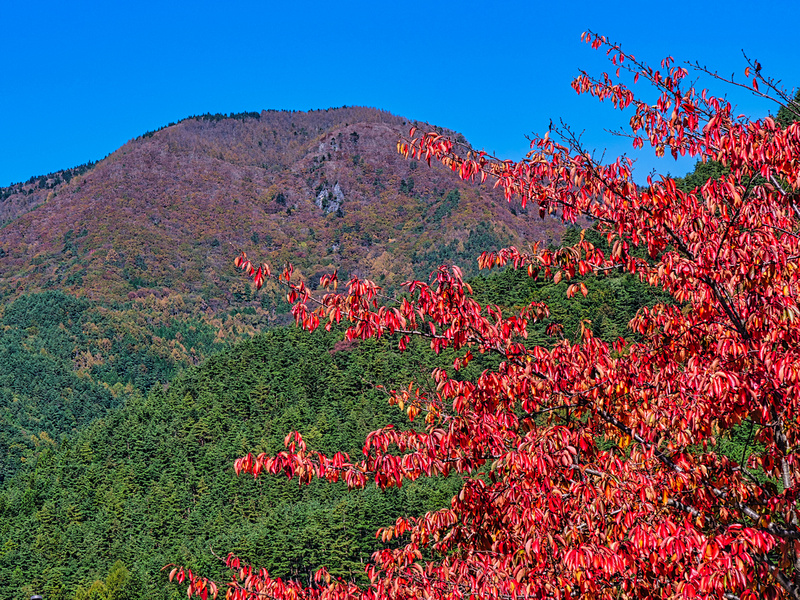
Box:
[1,0,798,187]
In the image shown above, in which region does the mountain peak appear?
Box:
[0,107,562,306]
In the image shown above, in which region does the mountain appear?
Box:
[0,107,562,306]
[0,106,565,484]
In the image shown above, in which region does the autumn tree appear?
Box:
[171,33,800,600]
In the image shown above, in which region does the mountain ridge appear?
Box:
[0,106,562,306]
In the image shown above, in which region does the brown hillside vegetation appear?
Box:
[0,106,562,312]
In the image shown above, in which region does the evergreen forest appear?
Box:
[0,233,706,599]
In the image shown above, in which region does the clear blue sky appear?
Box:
[1,0,798,187]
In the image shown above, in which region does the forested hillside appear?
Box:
[0,106,568,490]
[0,327,467,600]
[0,234,676,599]
[0,290,233,483]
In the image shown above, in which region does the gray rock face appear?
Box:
[315,182,344,214]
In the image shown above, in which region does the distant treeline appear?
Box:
[0,161,96,201]
[138,106,371,139]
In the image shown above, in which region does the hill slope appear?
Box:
[0,327,464,600]
[0,107,562,304]
[0,107,564,483]
[0,237,680,600]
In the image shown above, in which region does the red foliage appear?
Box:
[175,33,800,600]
